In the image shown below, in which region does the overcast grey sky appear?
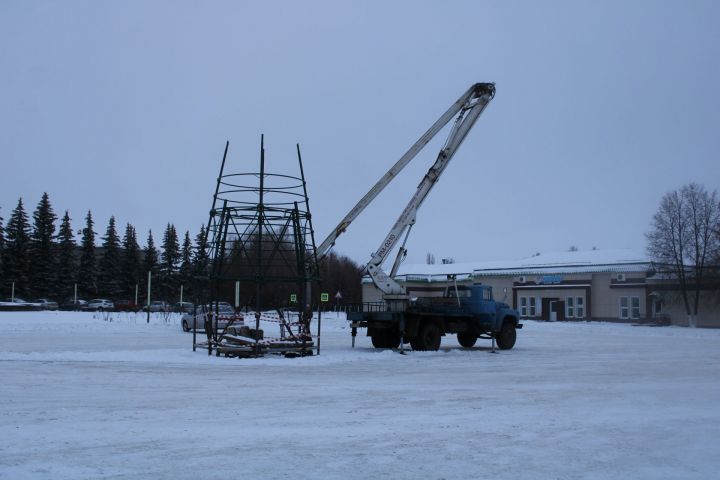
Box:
[1,0,718,266]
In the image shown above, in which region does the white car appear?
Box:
[84,299,114,311]
[181,304,241,333]
[0,298,40,311]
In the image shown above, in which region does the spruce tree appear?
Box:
[78,210,97,297]
[179,230,193,289]
[29,192,57,298]
[121,223,141,299]
[142,230,159,301]
[3,199,32,297]
[190,225,210,302]
[160,223,180,299]
[193,225,209,277]
[55,211,76,299]
[98,216,122,298]
[161,224,180,271]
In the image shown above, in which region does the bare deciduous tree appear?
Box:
[647,183,720,327]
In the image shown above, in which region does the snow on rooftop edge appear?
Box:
[396,249,650,276]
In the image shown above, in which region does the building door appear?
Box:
[544,297,559,322]
[652,298,663,318]
[548,300,557,322]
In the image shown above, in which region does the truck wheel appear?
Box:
[412,322,441,351]
[457,332,477,348]
[371,332,400,349]
[496,322,517,350]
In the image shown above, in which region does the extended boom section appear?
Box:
[316,83,495,269]
[368,83,495,302]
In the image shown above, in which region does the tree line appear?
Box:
[217,230,364,309]
[0,192,364,305]
[0,193,210,302]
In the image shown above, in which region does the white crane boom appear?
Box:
[317,83,495,300]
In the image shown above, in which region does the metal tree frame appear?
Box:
[200,135,320,356]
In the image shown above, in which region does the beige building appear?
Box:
[361,249,720,327]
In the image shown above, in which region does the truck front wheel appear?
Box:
[411,322,441,351]
[457,332,477,348]
[495,322,517,350]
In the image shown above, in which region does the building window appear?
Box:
[631,296,640,319]
[566,297,574,318]
[576,297,584,318]
[519,297,539,317]
[520,297,527,317]
[566,296,584,319]
[620,296,640,319]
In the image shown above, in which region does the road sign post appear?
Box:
[320,293,329,312]
[335,291,342,312]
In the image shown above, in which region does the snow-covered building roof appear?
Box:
[376,249,652,283]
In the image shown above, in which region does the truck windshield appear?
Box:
[445,287,471,298]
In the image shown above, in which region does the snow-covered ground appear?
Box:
[1,312,719,479]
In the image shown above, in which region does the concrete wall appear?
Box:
[655,290,720,328]
[474,276,515,304]
[591,273,648,320]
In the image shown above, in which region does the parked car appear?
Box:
[173,302,195,313]
[114,300,139,312]
[181,303,240,333]
[59,298,88,311]
[34,298,59,310]
[84,299,115,311]
[0,298,40,311]
[3,297,29,303]
[143,300,171,312]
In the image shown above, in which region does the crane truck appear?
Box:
[314,83,521,351]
